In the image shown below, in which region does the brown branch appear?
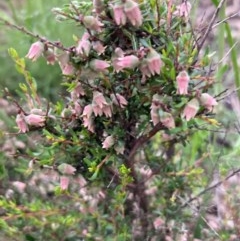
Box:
[0,17,71,52]
[197,0,226,53]
[128,122,166,164]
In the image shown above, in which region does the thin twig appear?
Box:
[180,168,240,209]
[0,17,71,52]
[197,0,226,53]
[212,11,240,29]
[218,41,239,65]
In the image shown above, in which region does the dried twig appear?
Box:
[0,17,71,52]
[197,0,227,53]
[180,168,240,209]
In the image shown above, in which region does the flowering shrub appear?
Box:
[0,0,226,240]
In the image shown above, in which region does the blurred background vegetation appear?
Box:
[0,0,79,100]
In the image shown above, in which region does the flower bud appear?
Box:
[62,64,75,75]
[26,41,44,62]
[92,103,103,116]
[116,55,139,71]
[112,3,127,25]
[25,114,45,127]
[176,71,190,95]
[150,95,161,126]
[200,93,218,111]
[110,93,128,108]
[89,59,110,72]
[92,41,106,55]
[159,110,175,129]
[16,112,29,133]
[76,32,91,57]
[43,48,56,65]
[82,16,104,32]
[182,98,199,121]
[93,91,108,108]
[82,104,93,119]
[102,103,112,117]
[71,82,85,101]
[102,135,114,149]
[57,52,75,75]
[124,0,142,27]
[140,59,152,79]
[60,176,70,190]
[58,163,76,175]
[146,48,162,75]
[112,48,125,72]
[82,116,95,133]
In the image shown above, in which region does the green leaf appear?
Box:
[19,83,28,92]
[211,0,219,6]
[88,168,99,181]
[8,48,19,60]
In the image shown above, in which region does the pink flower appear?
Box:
[140,59,152,78]
[176,71,190,95]
[150,109,160,126]
[93,0,104,14]
[26,41,44,61]
[58,163,76,175]
[200,93,218,111]
[174,1,191,19]
[62,64,75,75]
[92,41,106,55]
[16,112,29,133]
[90,59,110,72]
[60,176,70,190]
[76,32,91,56]
[153,217,164,230]
[112,48,124,72]
[114,142,125,154]
[110,93,128,108]
[57,52,69,65]
[124,0,142,27]
[115,55,139,71]
[82,16,104,32]
[25,114,45,127]
[82,104,93,118]
[102,135,114,149]
[93,91,108,108]
[74,102,83,116]
[44,49,56,65]
[182,98,199,121]
[112,3,127,25]
[146,48,162,75]
[57,53,75,75]
[150,94,162,125]
[82,116,95,133]
[12,181,26,193]
[102,104,112,117]
[71,82,85,101]
[159,111,175,129]
[92,103,103,116]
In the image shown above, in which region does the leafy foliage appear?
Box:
[1,0,239,240]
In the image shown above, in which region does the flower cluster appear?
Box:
[20,0,218,161]
[112,0,143,27]
[16,110,46,133]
